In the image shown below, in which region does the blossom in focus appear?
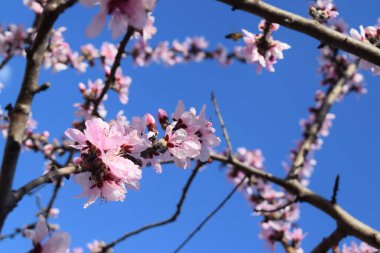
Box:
[235,20,290,73]
[24,215,71,253]
[65,118,145,207]
[80,0,156,38]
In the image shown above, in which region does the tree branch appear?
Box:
[211,92,234,160]
[287,62,358,178]
[311,227,347,253]
[92,26,134,116]
[9,165,82,215]
[217,0,380,66]
[100,162,205,252]
[172,175,246,253]
[210,153,380,249]
[0,0,78,232]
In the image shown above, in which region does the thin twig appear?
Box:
[0,54,13,70]
[311,227,347,253]
[331,174,340,205]
[100,162,205,252]
[172,175,247,253]
[211,92,234,159]
[92,26,134,116]
[217,0,380,66]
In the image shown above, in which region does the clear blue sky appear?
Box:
[1,0,380,252]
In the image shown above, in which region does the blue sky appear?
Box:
[1,0,380,252]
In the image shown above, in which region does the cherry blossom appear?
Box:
[65,118,145,207]
[81,0,156,38]
[235,20,290,73]
[24,215,71,253]
[309,0,339,22]
[350,25,380,75]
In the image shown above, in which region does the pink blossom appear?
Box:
[235,21,290,73]
[87,240,106,253]
[113,67,131,104]
[65,118,144,207]
[81,0,156,38]
[350,25,380,75]
[0,24,30,58]
[24,215,70,253]
[100,42,118,67]
[23,0,46,13]
[134,14,157,41]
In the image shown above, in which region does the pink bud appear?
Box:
[146,113,157,132]
[158,109,170,130]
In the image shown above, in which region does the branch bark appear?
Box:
[217,0,380,66]
[210,153,380,249]
[0,0,78,232]
[311,227,347,253]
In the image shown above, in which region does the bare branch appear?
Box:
[100,162,205,252]
[9,165,81,214]
[331,174,340,205]
[211,92,234,160]
[0,54,13,70]
[172,175,246,253]
[217,0,380,66]
[311,227,347,253]
[210,153,380,249]
[0,0,78,232]
[287,62,358,178]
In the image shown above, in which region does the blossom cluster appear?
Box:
[226,148,305,252]
[65,101,220,208]
[350,24,380,75]
[44,27,88,72]
[131,36,232,66]
[0,24,32,59]
[235,20,291,73]
[340,242,376,253]
[309,0,339,23]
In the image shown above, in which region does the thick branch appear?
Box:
[0,0,78,232]
[210,153,380,249]
[311,227,347,253]
[217,0,380,66]
[100,162,204,252]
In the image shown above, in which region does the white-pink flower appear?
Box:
[81,0,156,38]
[24,215,70,253]
[235,21,290,73]
[65,118,144,207]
